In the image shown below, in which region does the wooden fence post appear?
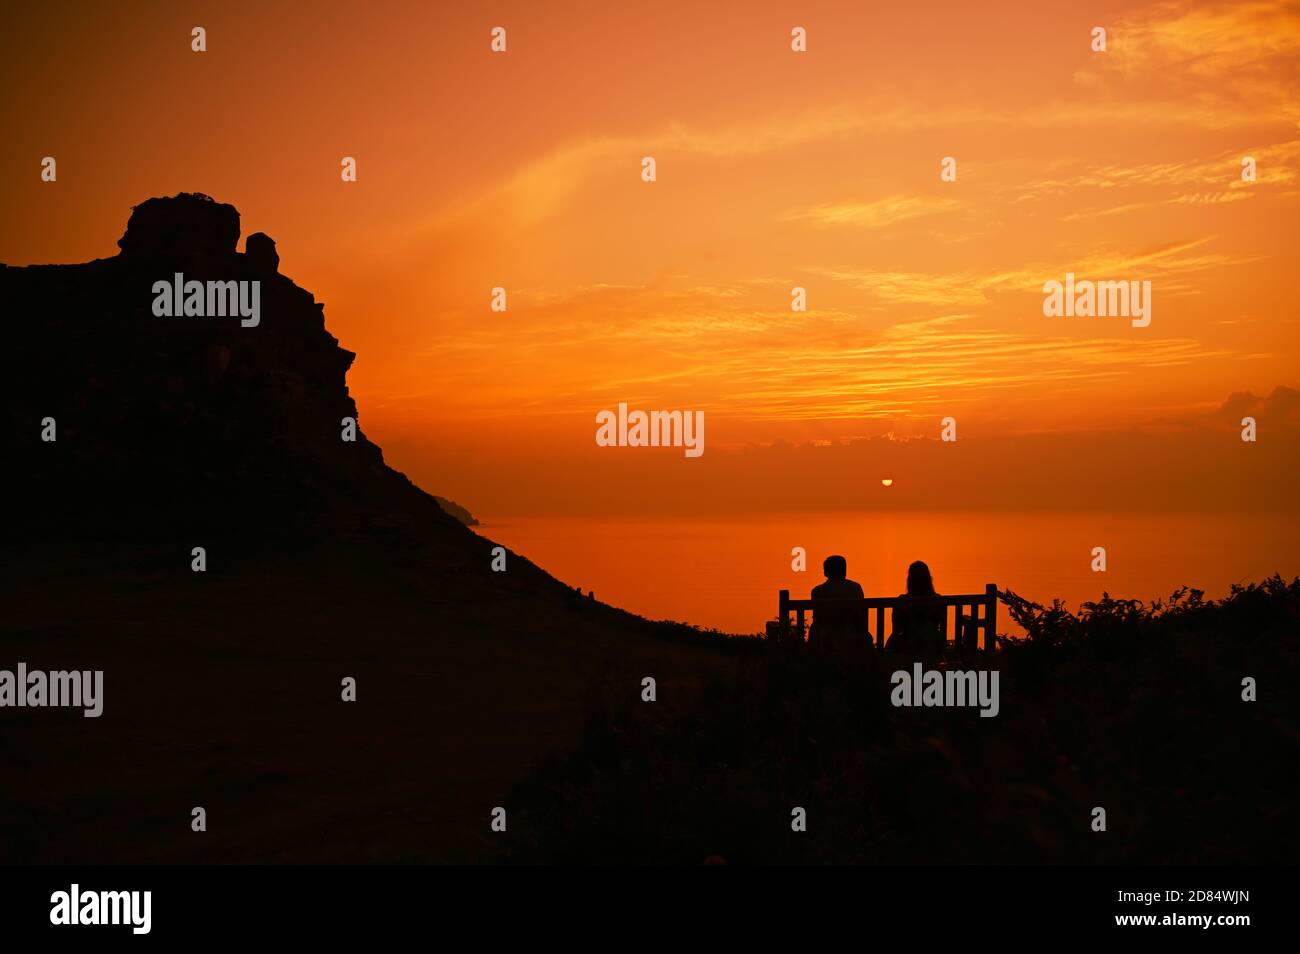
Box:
[985,583,998,652]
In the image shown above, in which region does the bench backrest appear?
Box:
[774,583,999,651]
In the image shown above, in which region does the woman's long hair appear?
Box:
[906,560,936,596]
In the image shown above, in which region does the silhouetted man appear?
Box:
[809,555,871,652]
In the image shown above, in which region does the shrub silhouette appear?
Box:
[502,577,1300,864]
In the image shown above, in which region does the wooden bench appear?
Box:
[770,584,999,651]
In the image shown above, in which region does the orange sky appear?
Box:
[3,0,1298,516]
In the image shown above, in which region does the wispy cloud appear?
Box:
[812,238,1257,307]
[390,276,1265,425]
[787,195,960,229]
[1078,0,1300,123]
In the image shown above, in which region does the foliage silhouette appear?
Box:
[502,577,1300,864]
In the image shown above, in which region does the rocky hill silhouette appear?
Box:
[0,194,728,863]
[3,193,469,544]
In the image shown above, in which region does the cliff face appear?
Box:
[1,193,449,542]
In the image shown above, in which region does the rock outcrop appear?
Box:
[434,496,479,525]
[244,231,279,275]
[0,192,453,544]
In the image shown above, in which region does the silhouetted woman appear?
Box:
[887,561,945,656]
